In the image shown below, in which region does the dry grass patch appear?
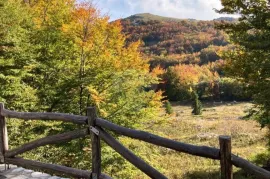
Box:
[114,102,268,179]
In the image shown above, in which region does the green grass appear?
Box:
[112,102,268,179]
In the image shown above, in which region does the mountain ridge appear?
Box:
[122,13,236,22]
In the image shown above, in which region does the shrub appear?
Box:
[191,91,202,115]
[165,101,173,114]
[219,77,251,101]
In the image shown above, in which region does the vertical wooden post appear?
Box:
[0,103,8,163]
[87,107,101,179]
[219,135,232,179]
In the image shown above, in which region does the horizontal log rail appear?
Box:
[1,107,87,124]
[5,157,112,179]
[5,128,89,158]
[96,117,270,178]
[231,154,270,179]
[1,103,270,179]
[96,118,220,160]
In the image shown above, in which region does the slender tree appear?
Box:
[192,91,202,115]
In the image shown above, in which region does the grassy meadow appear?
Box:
[114,102,268,179]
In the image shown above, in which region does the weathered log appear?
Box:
[87,107,101,179]
[231,154,270,179]
[0,103,8,163]
[96,118,220,160]
[5,157,112,179]
[97,126,167,179]
[219,136,232,179]
[5,128,88,158]
[1,107,87,124]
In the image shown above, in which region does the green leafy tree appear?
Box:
[26,0,75,112]
[217,0,270,126]
[0,0,37,110]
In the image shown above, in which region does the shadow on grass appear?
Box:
[183,169,255,179]
[171,100,249,108]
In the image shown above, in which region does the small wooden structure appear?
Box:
[0,102,269,179]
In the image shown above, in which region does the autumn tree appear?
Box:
[163,64,219,101]
[1,0,163,175]
[59,3,163,126]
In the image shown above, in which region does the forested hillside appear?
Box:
[120,13,245,102]
[121,13,229,58]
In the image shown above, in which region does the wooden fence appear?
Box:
[0,102,270,179]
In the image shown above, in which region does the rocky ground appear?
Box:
[0,165,67,179]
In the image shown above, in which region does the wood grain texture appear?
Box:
[96,118,220,159]
[5,157,112,179]
[97,126,168,179]
[219,136,232,179]
[232,154,270,179]
[87,107,101,179]
[0,103,8,163]
[1,107,87,124]
[5,128,88,158]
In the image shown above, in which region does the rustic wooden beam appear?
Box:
[231,154,270,179]
[0,103,8,163]
[96,126,168,179]
[219,136,232,179]
[87,107,101,179]
[96,118,220,159]
[1,107,87,124]
[5,128,88,158]
[5,157,112,179]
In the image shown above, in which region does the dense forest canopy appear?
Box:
[121,13,230,57]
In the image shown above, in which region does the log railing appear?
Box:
[0,103,270,179]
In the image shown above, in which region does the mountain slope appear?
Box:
[120,13,232,67]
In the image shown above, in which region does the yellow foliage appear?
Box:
[151,65,165,77]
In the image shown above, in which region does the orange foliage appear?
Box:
[151,65,165,77]
[172,64,219,86]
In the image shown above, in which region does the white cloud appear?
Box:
[125,0,223,20]
[96,0,238,21]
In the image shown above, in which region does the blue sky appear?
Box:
[94,0,237,21]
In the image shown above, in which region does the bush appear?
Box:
[165,101,173,114]
[219,77,251,101]
[192,91,202,115]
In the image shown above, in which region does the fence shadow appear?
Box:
[183,169,255,179]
